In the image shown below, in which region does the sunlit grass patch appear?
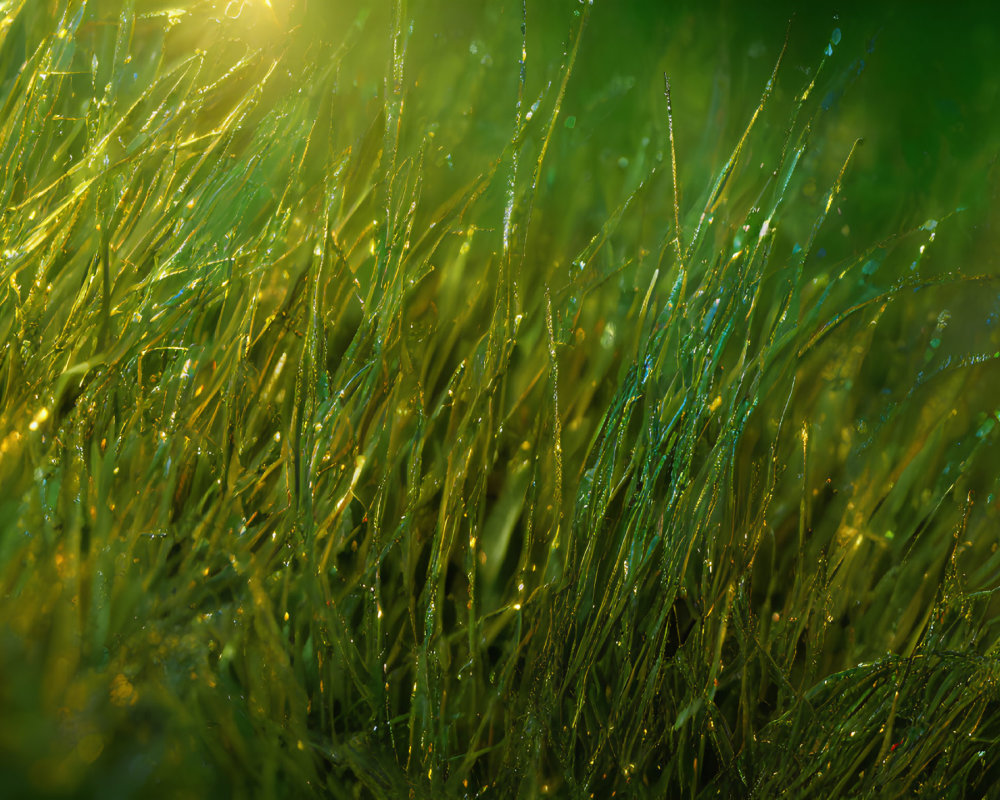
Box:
[1,1,999,797]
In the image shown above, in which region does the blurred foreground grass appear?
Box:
[1,1,999,797]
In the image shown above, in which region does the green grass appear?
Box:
[1,1,999,797]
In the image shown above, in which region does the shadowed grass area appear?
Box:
[1,1,999,797]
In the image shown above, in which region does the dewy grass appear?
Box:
[1,1,999,797]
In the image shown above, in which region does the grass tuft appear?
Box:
[1,1,999,797]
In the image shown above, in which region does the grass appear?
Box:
[1,1,999,797]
